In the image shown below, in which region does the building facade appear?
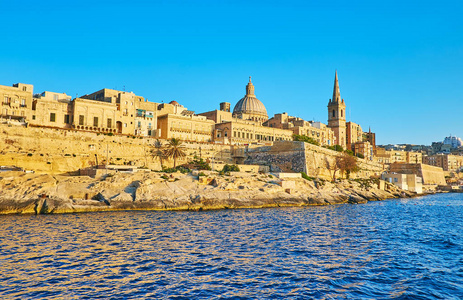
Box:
[327,71,347,148]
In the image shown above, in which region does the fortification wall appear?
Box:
[0,124,232,174]
[246,141,384,180]
[389,163,446,185]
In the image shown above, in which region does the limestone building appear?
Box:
[0,83,34,122]
[346,121,363,150]
[30,91,73,128]
[327,71,346,148]
[423,154,463,172]
[200,79,294,145]
[232,77,268,123]
[353,141,373,160]
[374,148,422,165]
[264,112,335,146]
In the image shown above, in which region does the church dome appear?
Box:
[233,77,268,118]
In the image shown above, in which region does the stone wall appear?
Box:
[246,141,384,180]
[389,163,446,185]
[0,124,234,174]
[245,142,306,173]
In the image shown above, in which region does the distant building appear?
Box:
[423,154,463,172]
[381,172,423,194]
[443,135,463,149]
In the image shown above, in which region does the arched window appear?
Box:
[341,110,343,117]
[332,110,335,118]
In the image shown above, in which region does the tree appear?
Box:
[337,152,359,179]
[325,157,340,182]
[164,138,186,168]
[151,139,167,169]
[325,152,359,181]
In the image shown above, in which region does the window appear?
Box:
[50,113,56,122]
[341,110,343,117]
[138,121,141,128]
[124,123,127,128]
[32,115,36,120]
[53,94,59,101]
[79,115,84,125]
[64,115,70,124]
[332,110,335,118]
[107,118,112,128]
[93,117,98,127]
[21,111,25,116]
[20,98,26,107]
[22,86,27,91]
[394,178,398,183]
[3,96,9,104]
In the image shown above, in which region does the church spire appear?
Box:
[246,76,255,96]
[332,70,342,103]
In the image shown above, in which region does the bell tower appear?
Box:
[327,71,347,148]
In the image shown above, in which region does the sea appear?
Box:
[0,193,462,299]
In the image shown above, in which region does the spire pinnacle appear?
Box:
[332,70,341,103]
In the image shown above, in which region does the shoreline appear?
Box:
[0,170,422,215]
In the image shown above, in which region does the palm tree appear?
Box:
[164,138,186,168]
[151,139,167,169]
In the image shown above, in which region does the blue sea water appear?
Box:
[1,193,463,299]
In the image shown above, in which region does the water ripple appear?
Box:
[1,193,463,299]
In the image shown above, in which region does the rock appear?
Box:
[0,172,412,215]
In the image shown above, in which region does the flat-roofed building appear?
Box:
[0,83,34,122]
[30,91,73,128]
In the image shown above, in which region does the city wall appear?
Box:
[245,141,385,180]
[0,124,233,174]
[389,163,446,185]
[1,125,384,179]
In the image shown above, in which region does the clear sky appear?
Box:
[1,0,462,145]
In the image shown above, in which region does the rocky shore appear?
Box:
[0,171,415,215]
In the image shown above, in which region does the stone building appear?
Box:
[30,91,73,128]
[0,83,34,122]
[346,121,363,150]
[327,71,346,148]
[232,77,268,123]
[264,112,335,146]
[353,141,373,160]
[374,148,422,164]
[157,112,215,142]
[423,154,463,172]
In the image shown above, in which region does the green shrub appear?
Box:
[186,158,211,170]
[163,166,191,174]
[222,164,240,173]
[293,134,320,146]
[198,172,206,177]
[344,149,354,156]
[326,145,344,152]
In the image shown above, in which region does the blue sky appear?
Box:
[1,0,462,145]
